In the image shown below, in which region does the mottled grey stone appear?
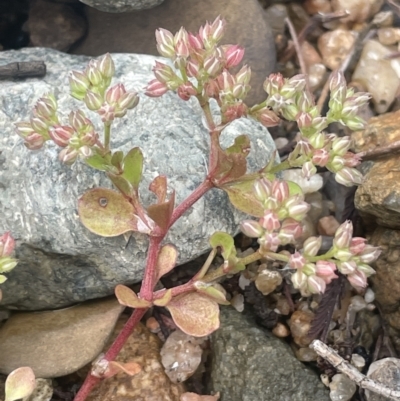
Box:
[0,48,276,310]
[365,358,400,401]
[209,307,330,401]
[79,0,163,12]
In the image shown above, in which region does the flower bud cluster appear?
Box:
[69,54,139,124]
[146,17,253,123]
[240,178,309,254]
[15,93,58,150]
[327,71,371,130]
[288,221,380,296]
[0,232,18,284]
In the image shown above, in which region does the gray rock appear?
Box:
[72,0,276,105]
[365,358,400,401]
[209,307,330,401]
[79,0,163,12]
[0,48,277,310]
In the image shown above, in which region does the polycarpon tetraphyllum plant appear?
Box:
[11,16,380,401]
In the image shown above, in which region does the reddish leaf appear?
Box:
[115,284,151,308]
[5,367,36,401]
[147,191,175,231]
[166,293,220,337]
[156,244,178,280]
[104,361,141,378]
[153,289,172,306]
[78,188,139,236]
[149,175,167,203]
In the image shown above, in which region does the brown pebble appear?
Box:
[272,323,290,337]
[317,216,340,236]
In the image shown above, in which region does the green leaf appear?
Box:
[78,188,138,236]
[85,154,111,172]
[107,173,133,197]
[156,244,178,280]
[166,293,220,337]
[122,148,143,191]
[287,180,303,196]
[209,232,235,261]
[195,282,230,305]
[221,177,264,217]
[153,289,172,306]
[0,275,7,284]
[114,285,151,308]
[111,150,124,168]
[5,367,36,401]
[0,257,18,273]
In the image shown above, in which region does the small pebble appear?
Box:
[308,63,327,91]
[317,216,340,236]
[289,310,314,347]
[146,317,160,333]
[378,27,400,46]
[230,293,244,312]
[274,137,289,150]
[295,346,318,362]
[372,11,394,28]
[303,0,332,15]
[255,269,282,296]
[329,373,357,401]
[272,323,290,338]
[364,288,375,304]
[351,354,366,371]
[238,273,251,290]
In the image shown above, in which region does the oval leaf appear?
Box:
[195,282,230,305]
[209,232,235,261]
[78,188,137,237]
[115,285,151,308]
[147,191,175,231]
[111,150,124,168]
[156,244,178,280]
[153,289,172,306]
[107,173,133,197]
[123,147,143,190]
[85,154,112,172]
[166,293,220,337]
[5,367,36,401]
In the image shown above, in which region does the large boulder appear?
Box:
[80,0,164,12]
[0,48,276,310]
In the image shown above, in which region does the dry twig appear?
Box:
[284,17,310,93]
[357,140,400,160]
[310,340,400,401]
[0,61,46,79]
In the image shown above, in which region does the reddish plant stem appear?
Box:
[73,307,147,401]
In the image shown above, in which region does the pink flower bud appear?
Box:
[145,79,169,97]
[316,261,338,284]
[105,83,125,105]
[289,74,307,90]
[260,211,280,231]
[59,146,79,165]
[98,53,115,79]
[291,270,307,289]
[312,117,328,132]
[69,110,87,131]
[69,70,90,99]
[81,130,98,147]
[188,32,203,51]
[254,178,272,202]
[334,221,353,249]
[155,28,175,58]
[35,97,56,119]
[289,252,306,269]
[303,262,316,275]
[79,145,93,158]
[98,104,115,123]
[0,232,15,257]
[24,132,45,150]
[240,220,263,238]
[307,275,326,294]
[199,22,212,45]
[177,82,197,101]
[297,112,313,129]
[175,39,190,58]
[301,161,317,179]
[84,90,103,111]
[280,218,303,242]
[263,73,284,95]
[343,116,366,131]
[295,138,313,157]
[343,152,362,168]
[218,70,235,92]
[312,149,330,167]
[210,16,226,42]
[204,55,221,77]
[204,80,220,98]
[224,44,244,68]
[152,61,176,84]
[259,232,281,252]
[255,107,280,128]
[296,90,314,112]
[347,270,367,290]
[272,180,289,203]
[286,197,310,221]
[337,261,356,274]
[309,132,325,149]
[335,167,363,186]
[186,60,200,78]
[350,237,366,255]
[15,122,35,138]
[232,83,248,99]
[359,246,381,264]
[265,196,279,211]
[303,236,322,256]
[329,71,347,103]
[223,103,247,122]
[118,91,139,110]
[50,125,74,147]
